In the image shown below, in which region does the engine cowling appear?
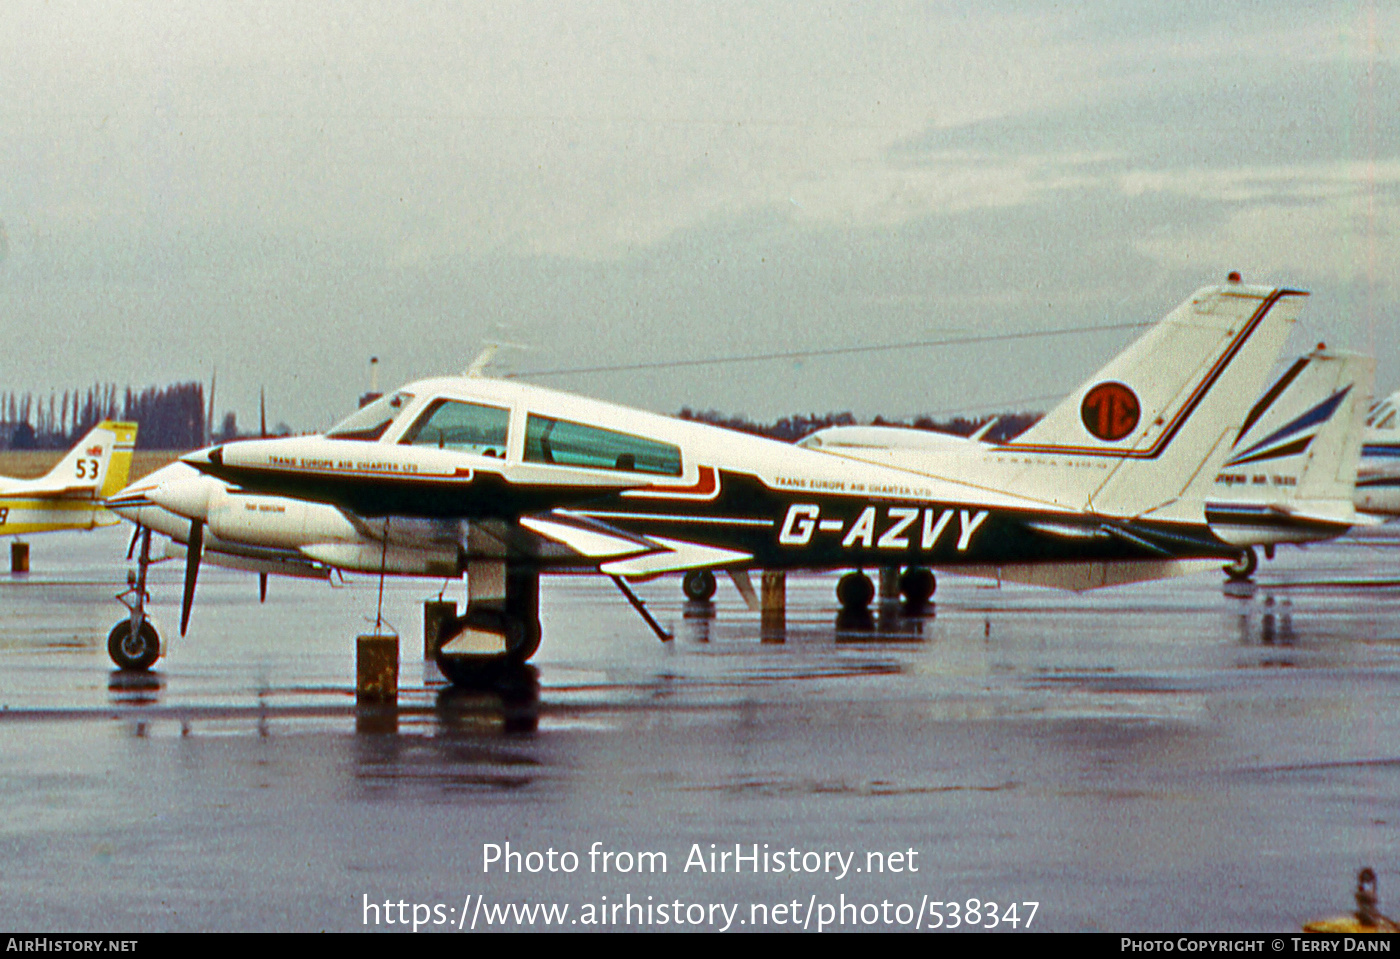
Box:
[206,489,360,549]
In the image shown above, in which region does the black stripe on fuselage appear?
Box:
[575,471,1241,568]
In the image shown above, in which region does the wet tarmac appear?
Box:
[1,525,1398,932]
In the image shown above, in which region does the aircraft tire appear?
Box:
[435,609,541,686]
[108,619,160,671]
[836,571,875,610]
[682,569,718,602]
[1223,547,1258,581]
[899,567,937,606]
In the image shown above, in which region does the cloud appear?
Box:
[0,1,1396,422]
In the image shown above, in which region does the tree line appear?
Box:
[675,408,1042,443]
[0,383,207,450]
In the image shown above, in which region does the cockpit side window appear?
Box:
[524,414,682,476]
[400,399,510,457]
[325,392,415,442]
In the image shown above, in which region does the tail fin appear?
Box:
[32,421,139,498]
[1206,348,1373,543]
[1001,282,1308,517]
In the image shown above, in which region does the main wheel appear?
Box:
[836,571,875,610]
[108,618,160,671]
[899,567,937,606]
[1223,546,1258,581]
[435,608,541,686]
[682,569,718,602]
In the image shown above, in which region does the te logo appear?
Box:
[1080,382,1140,442]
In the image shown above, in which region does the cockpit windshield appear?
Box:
[325,391,415,441]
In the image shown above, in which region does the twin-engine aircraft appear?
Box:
[108,280,1351,680]
[0,421,138,538]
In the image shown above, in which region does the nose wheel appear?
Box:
[108,619,160,671]
[109,527,161,671]
[1223,546,1258,582]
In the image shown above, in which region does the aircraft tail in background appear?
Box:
[0,421,139,535]
[1205,348,1373,545]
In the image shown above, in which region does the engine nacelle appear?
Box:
[207,489,361,549]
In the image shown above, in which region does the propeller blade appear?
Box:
[206,368,216,445]
[181,519,203,636]
[259,572,267,603]
[126,524,142,560]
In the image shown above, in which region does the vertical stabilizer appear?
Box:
[1204,348,1373,542]
[35,421,139,499]
[1000,282,1308,517]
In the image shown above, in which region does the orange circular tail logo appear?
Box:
[1080,382,1140,441]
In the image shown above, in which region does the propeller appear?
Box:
[180,519,203,636]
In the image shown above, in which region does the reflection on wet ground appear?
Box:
[1,526,1399,931]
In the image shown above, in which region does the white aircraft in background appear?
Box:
[1355,389,1400,517]
[802,345,1373,585]
[108,279,1321,681]
[1,421,138,538]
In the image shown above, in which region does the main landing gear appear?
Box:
[109,527,162,671]
[435,561,543,686]
[836,566,936,610]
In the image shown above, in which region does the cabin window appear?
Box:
[400,399,510,457]
[326,392,415,441]
[524,414,682,476]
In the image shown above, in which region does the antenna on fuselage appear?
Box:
[463,340,529,378]
[358,357,382,408]
[206,368,216,446]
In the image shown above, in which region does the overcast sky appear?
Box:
[0,1,1394,431]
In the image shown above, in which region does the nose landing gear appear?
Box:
[1223,546,1259,582]
[110,527,161,671]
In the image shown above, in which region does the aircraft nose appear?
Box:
[180,445,223,470]
[146,474,215,521]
